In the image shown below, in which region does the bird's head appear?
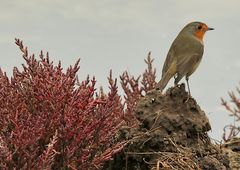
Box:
[182,22,214,41]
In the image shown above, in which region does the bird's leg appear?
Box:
[186,76,191,96]
[174,74,177,80]
[185,76,191,102]
[174,74,179,87]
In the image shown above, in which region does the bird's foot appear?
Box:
[184,94,191,103]
[179,83,185,90]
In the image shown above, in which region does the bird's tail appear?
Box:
[156,71,174,91]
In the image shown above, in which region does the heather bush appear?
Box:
[0,39,126,169]
[120,52,157,123]
[0,40,157,169]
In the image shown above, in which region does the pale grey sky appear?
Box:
[1,0,240,141]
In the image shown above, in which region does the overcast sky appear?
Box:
[1,0,240,141]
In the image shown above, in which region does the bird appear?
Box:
[156,21,214,95]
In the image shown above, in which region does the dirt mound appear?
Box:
[222,137,240,169]
[103,84,230,170]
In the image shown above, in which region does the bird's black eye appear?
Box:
[197,25,202,30]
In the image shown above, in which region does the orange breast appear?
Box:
[194,30,205,41]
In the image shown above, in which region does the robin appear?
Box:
[156,21,214,95]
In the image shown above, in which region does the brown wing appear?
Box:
[162,45,175,77]
[160,34,204,89]
[161,35,194,77]
[176,53,203,77]
[162,47,174,77]
[175,36,203,75]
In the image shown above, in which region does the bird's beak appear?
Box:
[207,27,214,31]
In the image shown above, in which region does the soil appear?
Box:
[103,84,230,170]
[222,137,240,169]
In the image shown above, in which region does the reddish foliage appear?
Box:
[120,52,156,123]
[0,39,157,169]
[221,84,240,141]
[0,39,127,169]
